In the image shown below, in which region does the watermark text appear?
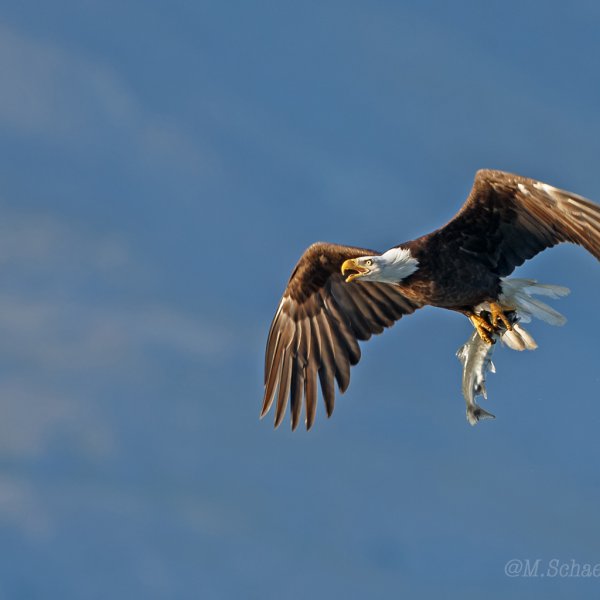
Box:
[505,558,600,578]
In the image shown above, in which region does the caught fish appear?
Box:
[454,279,567,425]
[456,330,498,425]
[456,309,538,425]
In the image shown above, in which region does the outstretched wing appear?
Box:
[437,169,600,276]
[262,242,420,430]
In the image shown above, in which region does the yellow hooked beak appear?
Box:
[341,258,369,283]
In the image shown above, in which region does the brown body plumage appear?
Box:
[262,170,600,430]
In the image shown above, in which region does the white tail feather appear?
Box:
[501,323,538,351]
[519,283,570,298]
[500,278,570,327]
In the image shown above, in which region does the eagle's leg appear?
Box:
[489,301,514,331]
[467,312,495,345]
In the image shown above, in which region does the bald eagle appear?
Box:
[261,170,600,430]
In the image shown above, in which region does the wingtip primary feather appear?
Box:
[262,242,420,431]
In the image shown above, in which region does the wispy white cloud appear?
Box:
[0,379,113,461]
[0,210,235,371]
[0,294,235,371]
[0,24,131,137]
[0,211,131,271]
[0,475,52,539]
[0,208,236,462]
[0,23,219,177]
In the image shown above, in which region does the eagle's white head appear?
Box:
[341,247,419,284]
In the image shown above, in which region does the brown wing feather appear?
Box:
[437,169,600,276]
[261,242,420,430]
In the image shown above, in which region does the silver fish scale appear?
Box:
[456,330,497,425]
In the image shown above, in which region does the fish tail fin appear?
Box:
[466,404,496,426]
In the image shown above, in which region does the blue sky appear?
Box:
[0,1,600,598]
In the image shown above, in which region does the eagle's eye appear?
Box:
[365,259,373,266]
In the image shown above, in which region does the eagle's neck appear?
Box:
[375,247,419,283]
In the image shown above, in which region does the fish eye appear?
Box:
[365,259,373,266]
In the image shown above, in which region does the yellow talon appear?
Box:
[489,301,514,331]
[468,313,495,345]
